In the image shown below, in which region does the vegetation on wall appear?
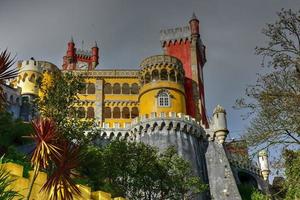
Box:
[79,140,208,200]
[36,71,93,144]
[0,112,32,155]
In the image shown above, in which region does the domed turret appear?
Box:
[139,55,186,116]
[213,104,229,144]
[258,150,270,181]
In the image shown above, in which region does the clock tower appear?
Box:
[62,37,99,70]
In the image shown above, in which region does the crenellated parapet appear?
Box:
[92,112,206,142]
[228,158,262,177]
[139,55,185,85]
[160,26,191,46]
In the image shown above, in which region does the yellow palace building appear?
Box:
[4,14,271,200]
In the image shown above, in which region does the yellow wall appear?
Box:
[17,71,41,96]
[1,162,126,200]
[139,81,186,116]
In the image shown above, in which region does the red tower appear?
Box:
[62,37,99,70]
[161,13,208,128]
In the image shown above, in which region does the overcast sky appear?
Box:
[0,0,299,138]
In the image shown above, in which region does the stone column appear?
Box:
[95,78,103,124]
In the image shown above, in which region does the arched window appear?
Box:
[169,70,176,82]
[177,73,183,83]
[122,83,130,94]
[160,69,168,80]
[157,91,170,107]
[113,83,121,94]
[87,107,95,118]
[29,74,35,83]
[78,107,85,118]
[152,70,159,81]
[131,83,139,94]
[104,83,112,94]
[87,83,95,94]
[9,95,14,103]
[22,73,28,82]
[145,73,151,84]
[131,107,139,118]
[113,107,120,118]
[104,107,111,118]
[122,107,130,118]
[79,83,86,94]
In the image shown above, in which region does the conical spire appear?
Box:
[69,36,74,43]
[190,12,199,21]
[93,41,98,48]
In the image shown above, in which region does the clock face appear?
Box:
[77,61,88,70]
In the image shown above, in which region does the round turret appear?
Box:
[213,104,229,144]
[16,60,59,96]
[138,55,186,116]
[16,59,42,96]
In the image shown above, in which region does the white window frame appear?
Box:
[157,91,170,107]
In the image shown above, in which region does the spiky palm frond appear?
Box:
[30,118,61,169]
[0,49,17,81]
[0,166,22,200]
[0,49,17,111]
[41,141,81,200]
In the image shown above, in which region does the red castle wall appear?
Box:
[165,41,196,118]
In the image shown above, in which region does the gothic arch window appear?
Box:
[122,83,130,94]
[22,73,28,82]
[157,90,170,107]
[152,70,159,81]
[9,95,14,103]
[160,69,168,80]
[78,107,85,118]
[104,107,111,118]
[145,73,151,84]
[104,83,112,94]
[177,73,183,83]
[131,83,139,94]
[113,83,121,94]
[29,74,35,83]
[87,83,95,94]
[169,70,176,82]
[113,107,120,118]
[79,83,86,94]
[87,107,95,118]
[131,107,139,118]
[16,97,20,105]
[122,107,130,118]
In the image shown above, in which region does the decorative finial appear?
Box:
[70,36,74,43]
[94,41,98,48]
[213,104,226,115]
[191,12,198,21]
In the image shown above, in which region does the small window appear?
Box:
[87,107,95,118]
[104,83,112,94]
[87,83,95,94]
[157,91,170,107]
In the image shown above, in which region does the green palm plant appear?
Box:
[0,155,22,200]
[0,49,18,111]
[41,141,81,200]
[26,118,61,200]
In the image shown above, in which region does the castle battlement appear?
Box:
[160,26,190,44]
[93,112,206,141]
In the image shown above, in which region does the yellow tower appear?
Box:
[16,59,42,96]
[139,55,186,116]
